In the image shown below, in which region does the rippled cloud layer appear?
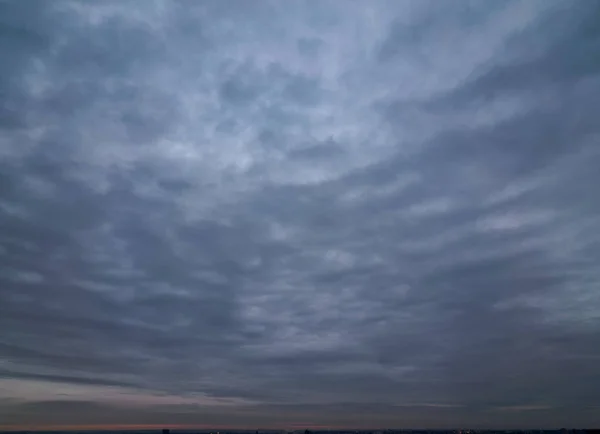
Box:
[1,0,600,429]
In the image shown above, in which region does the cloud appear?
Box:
[1,0,600,429]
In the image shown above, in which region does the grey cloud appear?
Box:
[1,0,600,430]
[297,37,323,58]
[0,369,138,389]
[443,3,600,106]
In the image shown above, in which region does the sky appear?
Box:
[1,0,600,430]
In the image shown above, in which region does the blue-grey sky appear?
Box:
[1,0,600,429]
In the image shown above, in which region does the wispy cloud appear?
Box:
[493,405,555,412]
[1,0,600,429]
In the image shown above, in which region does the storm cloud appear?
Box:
[1,0,600,429]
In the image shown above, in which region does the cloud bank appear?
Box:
[1,0,600,429]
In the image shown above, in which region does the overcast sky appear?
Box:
[1,0,600,430]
